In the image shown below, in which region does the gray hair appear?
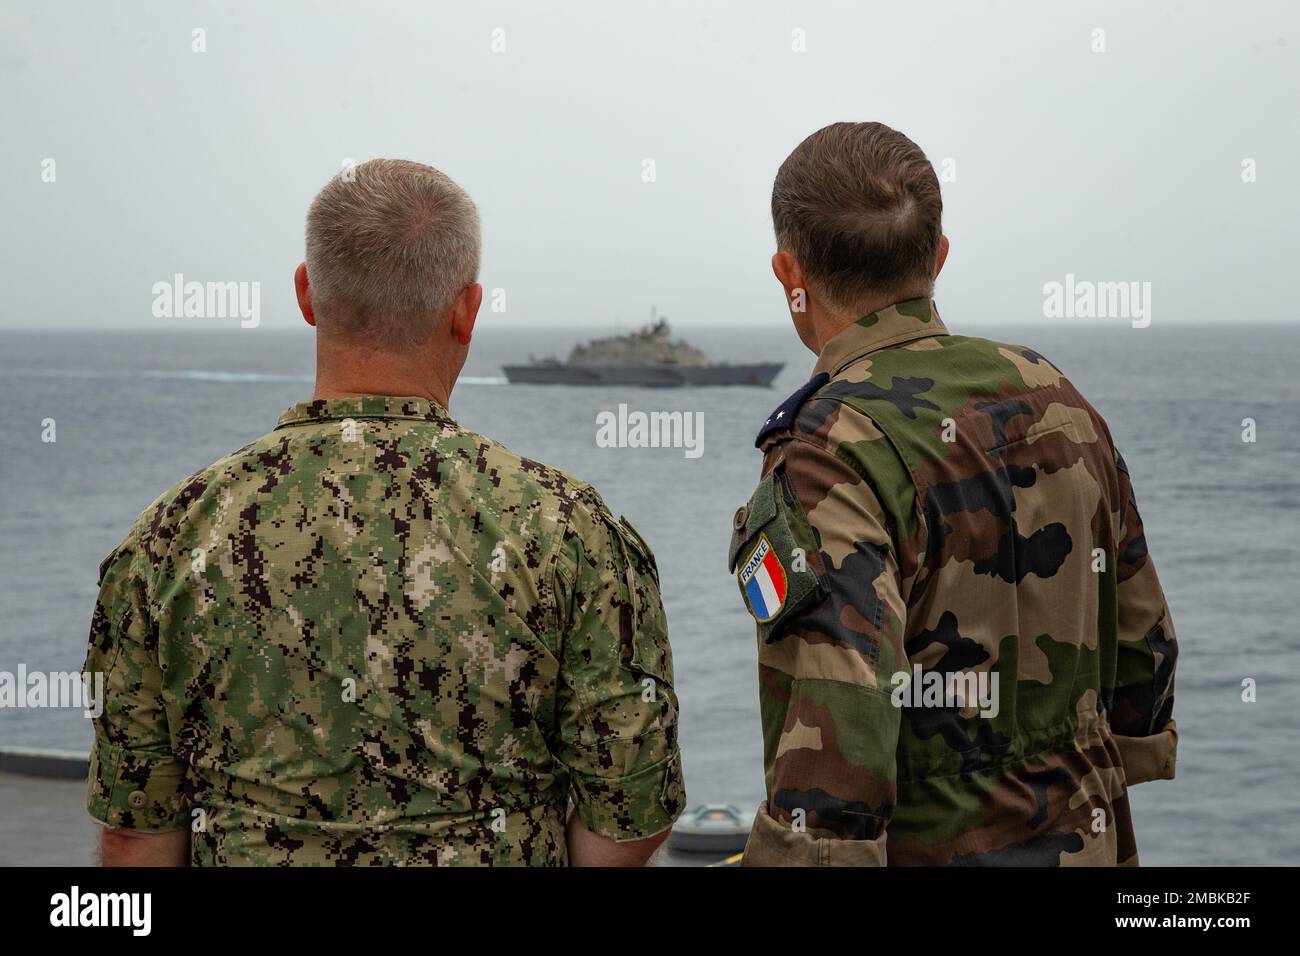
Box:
[305,159,481,349]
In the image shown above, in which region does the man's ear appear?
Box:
[294,262,316,327]
[448,283,484,346]
[934,235,950,280]
[771,251,802,297]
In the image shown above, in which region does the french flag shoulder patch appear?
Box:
[738,532,789,623]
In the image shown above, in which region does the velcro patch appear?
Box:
[738,533,788,623]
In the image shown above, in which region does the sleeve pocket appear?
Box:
[729,470,823,643]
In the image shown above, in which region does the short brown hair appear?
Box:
[771,122,942,313]
[306,159,480,350]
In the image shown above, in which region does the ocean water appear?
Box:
[1,321,1298,866]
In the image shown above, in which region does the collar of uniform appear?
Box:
[275,395,454,429]
[812,298,948,379]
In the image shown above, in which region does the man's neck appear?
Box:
[811,311,859,354]
[311,381,452,406]
[312,337,455,407]
[812,292,931,352]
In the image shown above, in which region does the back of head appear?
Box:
[772,122,942,314]
[305,159,481,350]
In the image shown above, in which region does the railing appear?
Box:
[0,746,88,780]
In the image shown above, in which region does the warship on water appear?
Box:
[502,310,783,388]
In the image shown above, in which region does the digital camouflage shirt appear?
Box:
[85,396,685,865]
[730,299,1177,866]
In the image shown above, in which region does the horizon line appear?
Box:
[4,317,1297,333]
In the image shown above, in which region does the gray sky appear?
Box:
[2,0,1297,330]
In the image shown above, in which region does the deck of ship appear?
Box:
[0,753,98,866]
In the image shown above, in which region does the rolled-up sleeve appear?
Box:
[84,540,189,831]
[1109,451,1179,785]
[552,487,686,842]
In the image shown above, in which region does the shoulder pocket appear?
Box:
[617,516,659,587]
[728,469,822,643]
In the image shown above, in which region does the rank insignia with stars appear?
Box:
[754,372,830,448]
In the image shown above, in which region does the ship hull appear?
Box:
[502,362,783,387]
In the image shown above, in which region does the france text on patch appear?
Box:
[739,533,787,623]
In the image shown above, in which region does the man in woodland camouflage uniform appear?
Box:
[85,159,685,865]
[731,123,1177,866]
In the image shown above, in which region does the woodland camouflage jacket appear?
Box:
[731,299,1178,866]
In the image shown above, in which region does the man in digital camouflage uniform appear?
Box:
[731,123,1177,866]
[86,159,685,866]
